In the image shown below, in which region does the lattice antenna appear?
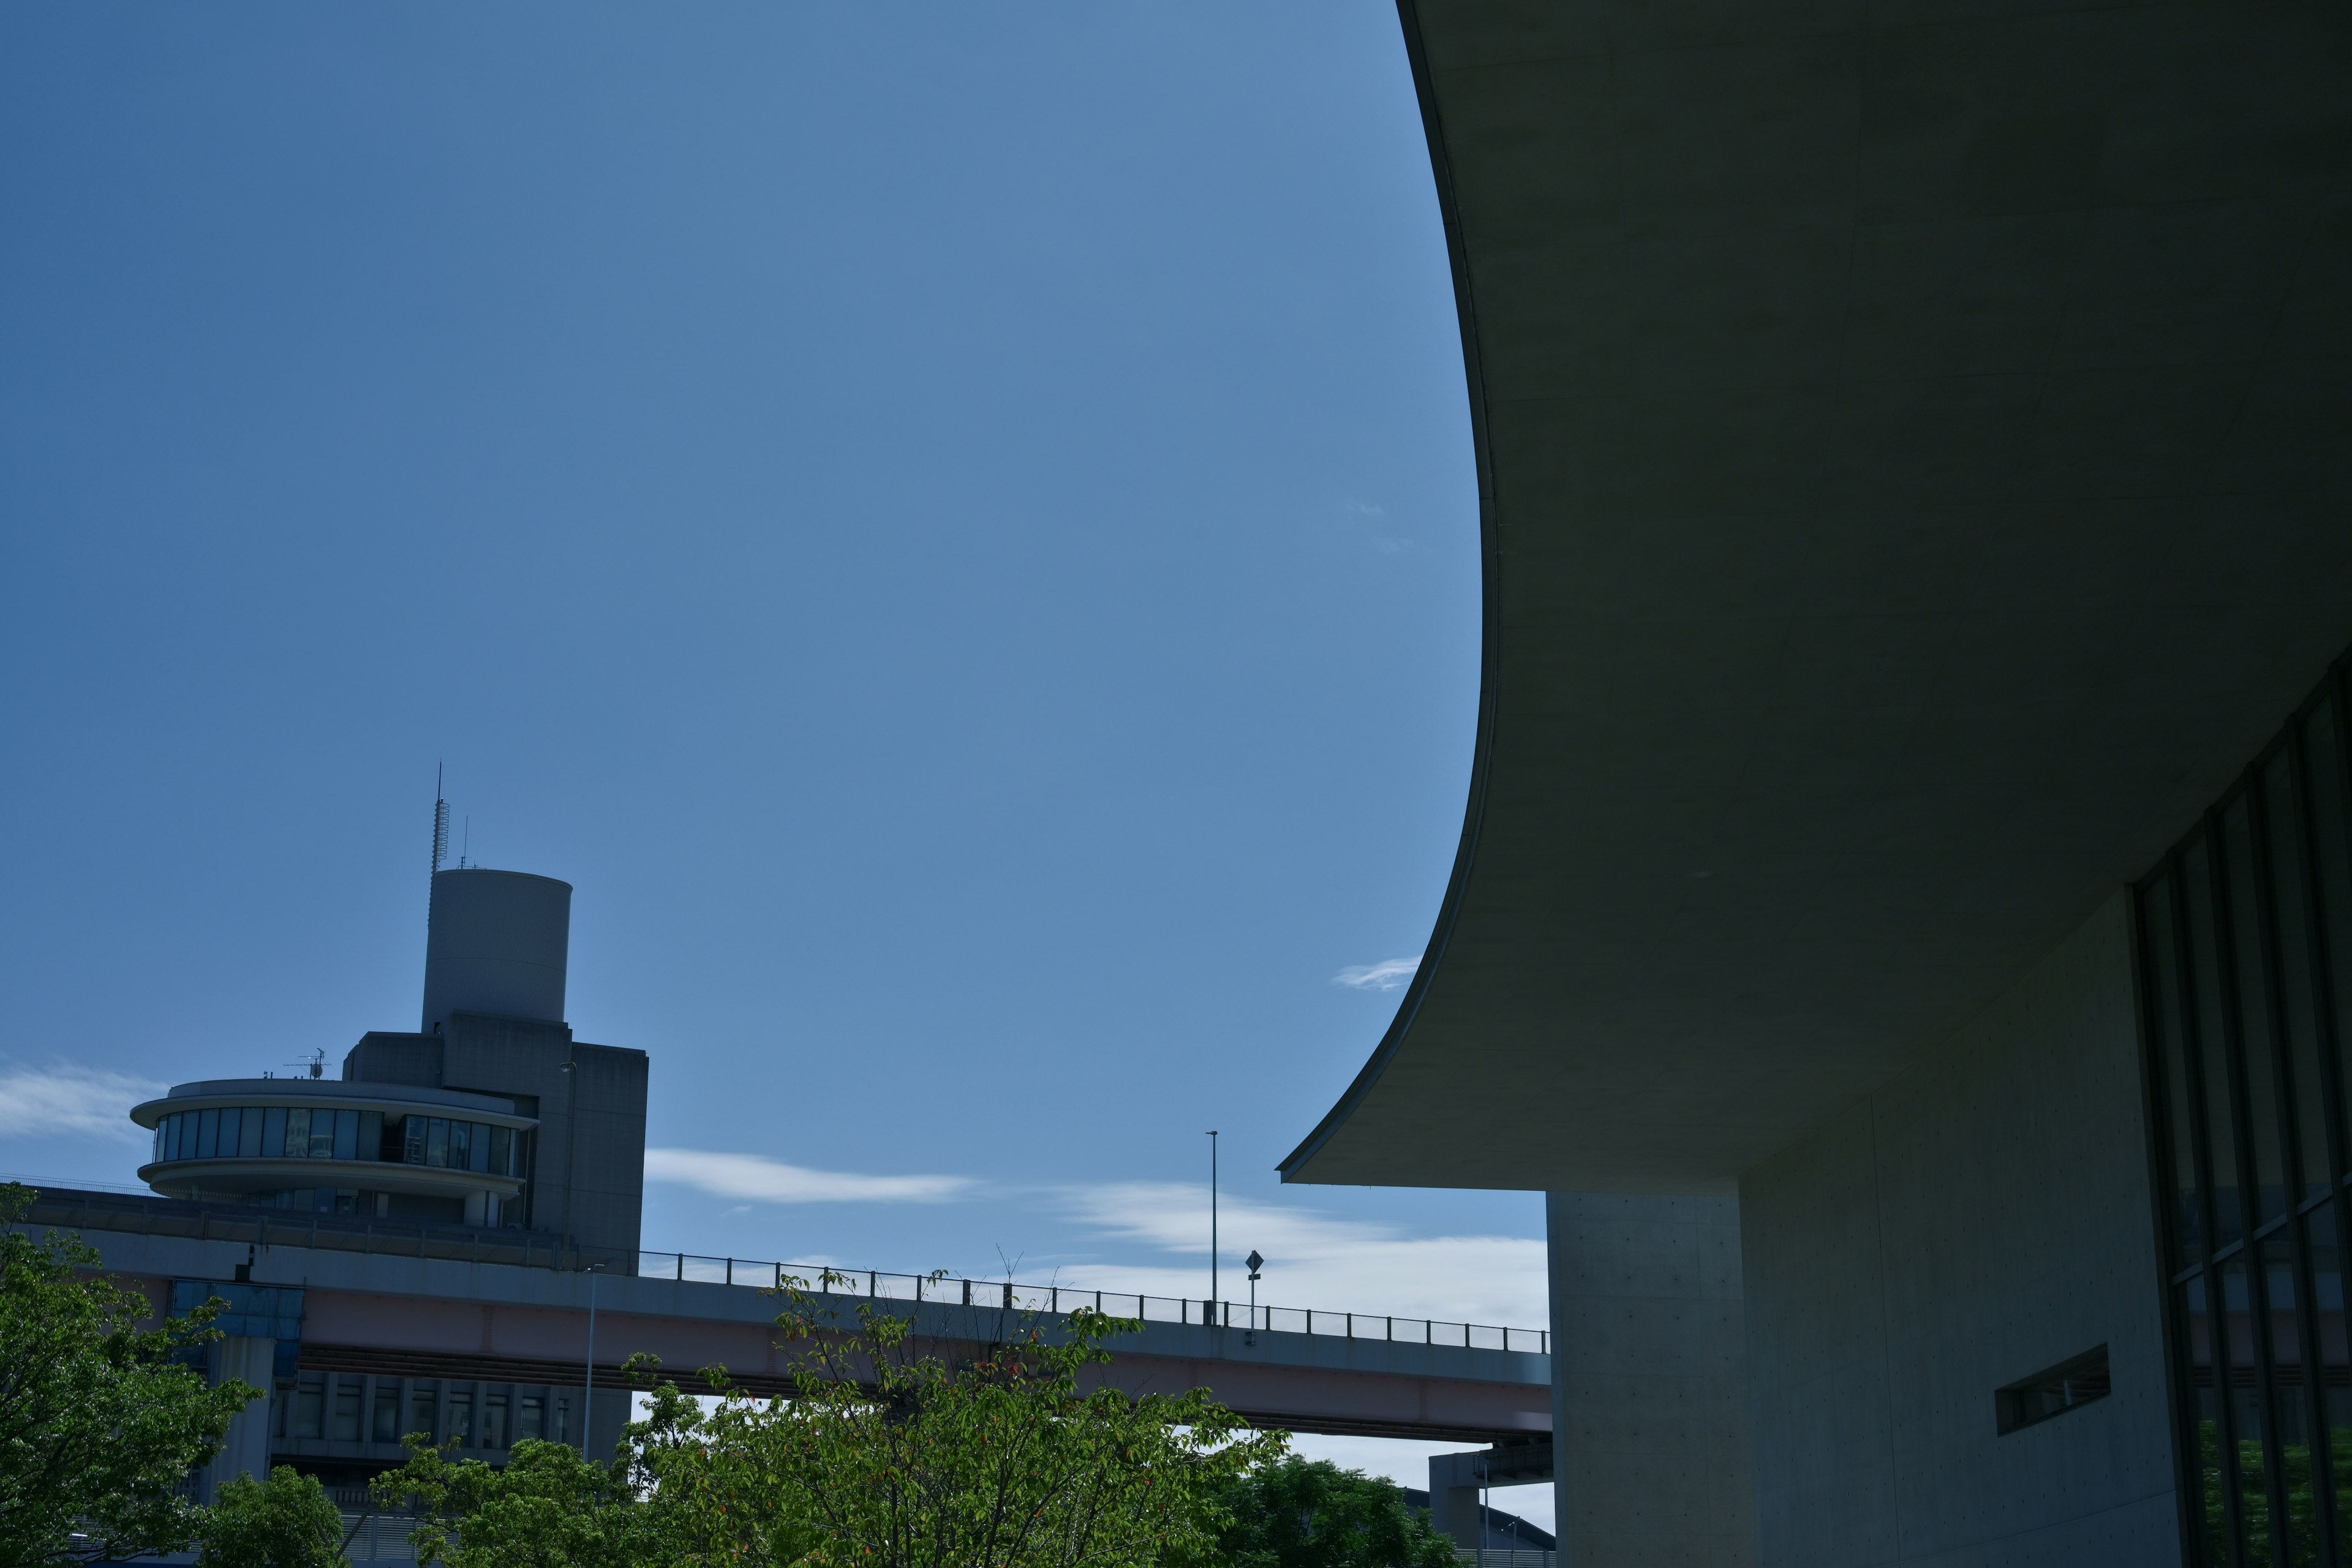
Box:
[432,765,450,876]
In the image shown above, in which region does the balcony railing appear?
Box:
[636,1251,1549,1355]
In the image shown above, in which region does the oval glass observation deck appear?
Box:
[130,1078,535,1227]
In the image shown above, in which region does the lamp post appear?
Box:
[1479,1452,1491,1565]
[1245,1250,1262,1346]
[580,1262,603,1459]
[1207,1131,1218,1325]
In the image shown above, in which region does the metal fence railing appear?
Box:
[338,1511,421,1564]
[7,1183,1548,1356]
[636,1253,1550,1355]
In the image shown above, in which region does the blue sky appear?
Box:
[0,1,1545,1517]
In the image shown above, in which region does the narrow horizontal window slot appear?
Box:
[1995,1346,2111,1436]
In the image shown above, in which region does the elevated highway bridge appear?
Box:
[23,1185,1550,1482]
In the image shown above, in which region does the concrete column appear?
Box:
[201,1336,276,1501]
[1428,1444,1551,1551]
[1427,1476,1485,1550]
[1548,1191,1756,1565]
[1427,1449,1491,1550]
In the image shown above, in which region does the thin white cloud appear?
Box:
[644,1148,974,1205]
[1332,956,1419,992]
[1050,1181,1545,1329]
[1347,500,1386,517]
[0,1063,165,1143]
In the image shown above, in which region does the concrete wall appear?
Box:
[202,1336,276,1499]
[1547,1191,1755,1564]
[344,1017,647,1265]
[1427,1443,1554,1550]
[1741,892,2179,1566]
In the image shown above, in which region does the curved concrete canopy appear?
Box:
[1283,0,2352,1194]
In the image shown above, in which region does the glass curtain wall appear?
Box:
[2139,658,2352,1567]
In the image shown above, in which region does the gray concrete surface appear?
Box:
[344,1014,647,1266]
[1283,0,2352,1194]
[1548,1192,1755,1565]
[1741,895,2179,1566]
[1427,1442,1555,1550]
[201,1335,277,1499]
[420,868,571,1033]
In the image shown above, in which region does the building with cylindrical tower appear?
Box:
[127,849,647,1272]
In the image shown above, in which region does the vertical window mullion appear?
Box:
[2323,664,2352,1566]
[2176,853,2230,1272]
[2293,717,2352,1188]
[2250,774,2337,1565]
[2212,812,2293,1562]
[2179,846,2253,1567]
[2140,880,2223,1567]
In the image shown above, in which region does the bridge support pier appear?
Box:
[1547,1192,1755,1563]
[1427,1440,1553,1550]
[202,1336,277,1502]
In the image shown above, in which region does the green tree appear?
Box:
[379,1271,1287,1567]
[0,1183,258,1567]
[1213,1457,1459,1568]
[197,1466,347,1568]
[373,1434,669,1568]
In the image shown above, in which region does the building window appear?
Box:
[448,1387,473,1447]
[518,1393,545,1442]
[481,1389,509,1450]
[289,1374,326,1441]
[372,1379,402,1444]
[409,1381,439,1444]
[1996,1347,2110,1434]
[2138,655,2352,1566]
[330,1377,363,1442]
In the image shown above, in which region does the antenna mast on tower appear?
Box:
[432,766,450,876]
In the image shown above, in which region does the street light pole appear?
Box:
[1207,1131,1218,1323]
[581,1262,603,1460]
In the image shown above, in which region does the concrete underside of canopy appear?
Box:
[1283,0,2352,1194]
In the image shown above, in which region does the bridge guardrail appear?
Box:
[7,1185,1548,1357]
[635,1251,1550,1355]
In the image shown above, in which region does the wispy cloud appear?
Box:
[0,1063,165,1143]
[1332,956,1419,992]
[1050,1182,1545,1328]
[644,1148,975,1205]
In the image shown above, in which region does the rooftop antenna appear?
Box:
[432,766,450,876]
[284,1048,326,1079]
[461,816,471,869]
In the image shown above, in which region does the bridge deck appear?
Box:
[23,1190,1550,1445]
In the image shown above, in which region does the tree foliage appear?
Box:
[0,1183,258,1567]
[1212,1458,1459,1568]
[380,1271,1286,1567]
[197,1466,347,1568]
[374,1436,659,1568]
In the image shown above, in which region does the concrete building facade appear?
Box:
[1291,1,2352,1562]
[133,865,648,1268]
[121,851,651,1497]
